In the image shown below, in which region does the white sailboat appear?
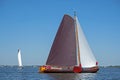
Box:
[18,49,23,67]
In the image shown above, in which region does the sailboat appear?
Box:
[39,14,99,73]
[18,49,23,67]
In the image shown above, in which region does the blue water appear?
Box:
[0,66,120,80]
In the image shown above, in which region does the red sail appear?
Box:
[46,15,77,66]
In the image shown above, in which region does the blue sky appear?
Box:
[0,0,120,66]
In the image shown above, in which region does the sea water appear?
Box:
[0,66,120,80]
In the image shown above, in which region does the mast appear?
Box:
[74,12,80,66]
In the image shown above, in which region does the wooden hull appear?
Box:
[82,66,99,73]
[44,70,73,73]
[39,65,99,73]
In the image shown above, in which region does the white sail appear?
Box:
[18,49,23,67]
[75,16,97,68]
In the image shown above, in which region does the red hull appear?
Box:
[82,66,99,73]
[39,65,99,73]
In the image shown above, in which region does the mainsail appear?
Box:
[46,15,77,66]
[18,49,23,67]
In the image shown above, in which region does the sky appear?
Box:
[0,0,120,66]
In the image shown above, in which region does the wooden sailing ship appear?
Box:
[39,14,99,73]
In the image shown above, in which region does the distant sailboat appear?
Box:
[39,14,99,73]
[18,49,23,67]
